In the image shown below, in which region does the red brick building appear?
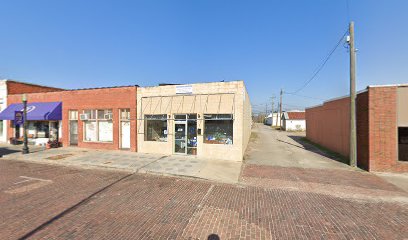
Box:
[306,84,408,172]
[5,86,137,151]
[5,80,63,94]
[0,79,64,143]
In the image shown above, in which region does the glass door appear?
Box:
[174,121,187,154]
[187,114,197,155]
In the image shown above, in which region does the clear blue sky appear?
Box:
[0,1,407,113]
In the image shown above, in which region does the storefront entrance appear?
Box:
[174,114,197,155]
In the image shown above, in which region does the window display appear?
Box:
[145,114,167,142]
[204,114,233,145]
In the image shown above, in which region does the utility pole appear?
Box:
[271,97,274,116]
[348,21,357,167]
[279,89,283,128]
[270,96,275,126]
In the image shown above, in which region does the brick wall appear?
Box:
[368,87,408,172]
[306,87,408,173]
[306,97,350,158]
[7,87,137,152]
[7,81,63,94]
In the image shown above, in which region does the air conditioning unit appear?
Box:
[104,113,113,120]
[79,114,89,121]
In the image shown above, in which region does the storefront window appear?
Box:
[204,114,233,145]
[145,114,167,142]
[83,109,113,142]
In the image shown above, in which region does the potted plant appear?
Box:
[46,139,59,149]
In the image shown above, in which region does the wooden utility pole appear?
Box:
[349,21,357,167]
[271,97,274,116]
[279,89,283,128]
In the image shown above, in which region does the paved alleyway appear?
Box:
[245,124,348,169]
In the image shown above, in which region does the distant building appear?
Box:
[281,111,306,131]
[265,113,281,126]
[306,84,408,172]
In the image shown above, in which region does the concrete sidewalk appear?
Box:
[0,145,241,184]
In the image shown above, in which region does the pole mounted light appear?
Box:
[22,94,29,154]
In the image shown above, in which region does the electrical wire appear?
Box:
[286,29,349,94]
[283,92,325,101]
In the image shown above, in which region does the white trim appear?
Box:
[368,83,408,88]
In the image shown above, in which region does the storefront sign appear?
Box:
[176,85,193,95]
[14,111,24,126]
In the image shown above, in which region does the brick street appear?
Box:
[1,125,407,239]
[1,159,407,240]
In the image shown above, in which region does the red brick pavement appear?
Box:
[0,160,127,240]
[1,160,408,240]
[242,164,403,192]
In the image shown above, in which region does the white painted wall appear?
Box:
[0,80,8,142]
[265,113,281,126]
[283,119,306,131]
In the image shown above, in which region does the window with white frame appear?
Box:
[83,109,113,142]
[204,114,233,145]
[69,110,78,120]
[120,109,131,120]
[145,114,167,142]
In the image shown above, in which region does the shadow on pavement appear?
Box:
[0,144,46,157]
[286,135,349,165]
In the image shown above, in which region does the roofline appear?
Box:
[68,85,139,91]
[141,80,244,88]
[305,82,408,110]
[305,88,369,110]
[3,79,64,90]
[367,83,408,88]
[7,85,139,96]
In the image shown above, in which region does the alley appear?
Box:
[245,124,348,169]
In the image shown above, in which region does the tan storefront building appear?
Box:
[137,81,252,161]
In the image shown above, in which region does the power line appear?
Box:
[283,92,325,101]
[286,28,349,94]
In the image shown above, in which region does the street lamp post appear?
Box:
[22,94,29,154]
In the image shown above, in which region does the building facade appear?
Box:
[4,86,137,151]
[0,80,63,142]
[306,84,408,172]
[137,81,252,161]
[1,80,252,161]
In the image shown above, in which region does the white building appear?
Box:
[0,80,8,142]
[282,111,306,131]
[265,113,281,126]
[137,81,252,161]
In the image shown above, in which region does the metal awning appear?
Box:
[0,102,62,120]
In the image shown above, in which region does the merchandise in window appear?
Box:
[204,114,233,145]
[145,114,167,142]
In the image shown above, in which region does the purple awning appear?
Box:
[0,102,62,121]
